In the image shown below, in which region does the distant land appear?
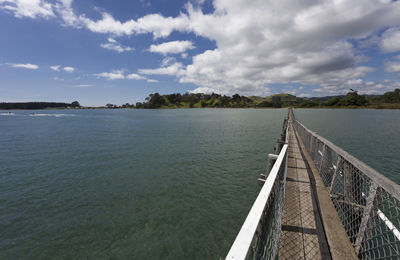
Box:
[1,89,400,110]
[0,101,81,110]
[117,89,400,109]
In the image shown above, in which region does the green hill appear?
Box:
[131,89,400,109]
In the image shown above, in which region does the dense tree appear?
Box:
[324,97,341,106]
[298,99,318,107]
[341,90,368,106]
[382,88,400,103]
[166,93,182,104]
[106,104,117,108]
[0,102,77,109]
[147,93,166,108]
[271,96,282,108]
[71,101,81,107]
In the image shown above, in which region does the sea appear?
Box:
[1,108,399,259]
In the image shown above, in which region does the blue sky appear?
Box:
[1,0,400,106]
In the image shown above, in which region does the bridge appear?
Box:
[225,108,400,259]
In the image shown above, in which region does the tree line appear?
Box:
[114,89,399,109]
[0,101,80,110]
[3,89,399,110]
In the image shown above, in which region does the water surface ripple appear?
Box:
[0,109,285,259]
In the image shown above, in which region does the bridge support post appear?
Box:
[329,157,342,194]
[267,153,279,174]
[354,182,378,255]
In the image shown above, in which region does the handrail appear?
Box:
[294,119,400,201]
[225,144,288,260]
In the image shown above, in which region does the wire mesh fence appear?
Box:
[293,113,400,259]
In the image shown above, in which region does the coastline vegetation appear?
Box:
[131,89,400,109]
[0,101,80,110]
[1,89,400,110]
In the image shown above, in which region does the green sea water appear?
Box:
[0,108,398,259]
[0,109,286,259]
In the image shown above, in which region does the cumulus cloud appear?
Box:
[3,0,400,95]
[10,63,39,69]
[381,27,400,53]
[179,1,400,95]
[50,65,60,71]
[79,12,190,38]
[147,79,159,83]
[94,69,154,81]
[125,0,400,95]
[139,62,184,76]
[0,0,54,19]
[149,40,195,55]
[94,70,125,80]
[385,61,400,74]
[126,73,145,80]
[63,66,75,72]
[100,38,134,53]
[313,79,400,96]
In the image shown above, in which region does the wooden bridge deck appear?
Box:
[279,123,357,259]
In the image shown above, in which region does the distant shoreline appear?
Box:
[2,89,400,109]
[2,106,400,110]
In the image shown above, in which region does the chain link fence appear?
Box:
[293,113,400,259]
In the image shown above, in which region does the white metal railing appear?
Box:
[225,143,288,260]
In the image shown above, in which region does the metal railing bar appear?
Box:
[360,191,400,242]
[225,144,288,260]
[377,209,400,241]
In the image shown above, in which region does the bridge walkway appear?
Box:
[279,119,357,260]
[279,123,329,259]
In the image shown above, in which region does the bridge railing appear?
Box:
[293,117,400,259]
[225,126,289,260]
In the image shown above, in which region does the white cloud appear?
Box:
[100,38,134,53]
[94,70,125,80]
[79,12,190,38]
[107,37,116,43]
[54,0,82,27]
[139,62,184,76]
[147,79,159,83]
[94,70,153,81]
[0,0,54,18]
[312,79,400,96]
[385,61,400,74]
[149,40,195,55]
[381,27,400,53]
[50,65,60,71]
[126,73,145,80]
[179,1,400,95]
[72,84,94,88]
[10,63,38,69]
[63,66,75,72]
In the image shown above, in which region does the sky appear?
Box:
[1,0,400,106]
